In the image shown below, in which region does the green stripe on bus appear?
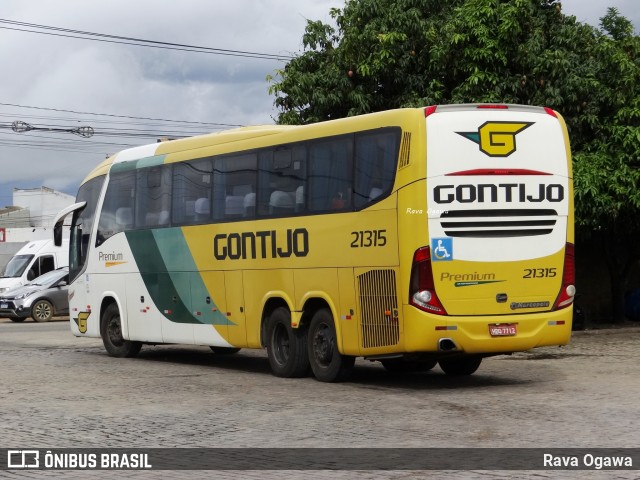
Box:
[126,229,231,326]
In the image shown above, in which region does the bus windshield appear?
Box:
[70,174,105,282]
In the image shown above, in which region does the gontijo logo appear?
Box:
[457,121,533,157]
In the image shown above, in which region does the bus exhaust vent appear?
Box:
[358,269,400,348]
[398,132,411,169]
[439,209,558,238]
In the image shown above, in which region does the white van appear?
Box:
[0,239,69,294]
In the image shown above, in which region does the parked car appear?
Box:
[0,267,69,322]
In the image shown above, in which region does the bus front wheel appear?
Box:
[100,303,142,358]
[308,308,354,382]
[438,355,482,376]
[266,306,309,378]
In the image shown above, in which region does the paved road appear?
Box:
[1,317,639,479]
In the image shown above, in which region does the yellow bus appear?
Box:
[54,104,575,382]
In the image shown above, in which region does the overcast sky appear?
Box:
[0,0,637,209]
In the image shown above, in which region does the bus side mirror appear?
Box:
[54,223,63,247]
[53,201,87,247]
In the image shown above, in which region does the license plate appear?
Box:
[0,303,7,309]
[489,323,517,336]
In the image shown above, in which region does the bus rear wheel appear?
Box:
[308,308,354,382]
[438,355,482,376]
[100,303,142,358]
[266,306,308,378]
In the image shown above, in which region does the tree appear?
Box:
[268,0,639,321]
[572,8,640,321]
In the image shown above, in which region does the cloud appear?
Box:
[561,0,639,31]
[1,0,635,205]
[0,0,337,198]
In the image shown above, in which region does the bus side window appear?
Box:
[354,129,400,209]
[96,170,135,245]
[172,158,212,226]
[115,207,133,229]
[295,186,304,212]
[309,138,353,212]
[194,197,211,222]
[213,154,257,221]
[226,185,251,217]
[243,192,256,217]
[136,166,172,229]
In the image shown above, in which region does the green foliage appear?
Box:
[268,0,640,319]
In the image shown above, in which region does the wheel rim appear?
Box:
[312,322,333,367]
[34,302,52,321]
[272,323,290,366]
[107,315,124,346]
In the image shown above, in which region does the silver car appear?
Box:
[0,267,69,322]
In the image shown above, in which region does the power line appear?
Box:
[0,102,253,157]
[0,102,243,128]
[0,18,295,61]
[0,112,229,130]
[0,122,208,139]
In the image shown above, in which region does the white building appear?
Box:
[0,186,74,267]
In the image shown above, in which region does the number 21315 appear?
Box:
[523,267,557,278]
[350,229,387,248]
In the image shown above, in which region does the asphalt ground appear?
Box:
[1,317,639,479]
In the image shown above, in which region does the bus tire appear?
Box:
[308,308,355,382]
[100,303,142,358]
[381,358,437,373]
[266,306,309,378]
[31,299,54,322]
[438,355,482,376]
[210,346,241,355]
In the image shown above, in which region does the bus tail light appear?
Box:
[424,105,437,117]
[409,247,447,315]
[553,242,575,310]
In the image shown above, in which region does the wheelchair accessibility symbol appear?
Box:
[431,237,453,261]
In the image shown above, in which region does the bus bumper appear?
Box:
[402,305,573,354]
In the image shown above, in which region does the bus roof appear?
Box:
[80,105,557,185]
[80,108,431,185]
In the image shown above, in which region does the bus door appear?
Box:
[224,271,247,347]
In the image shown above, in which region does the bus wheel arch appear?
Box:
[100,298,142,358]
